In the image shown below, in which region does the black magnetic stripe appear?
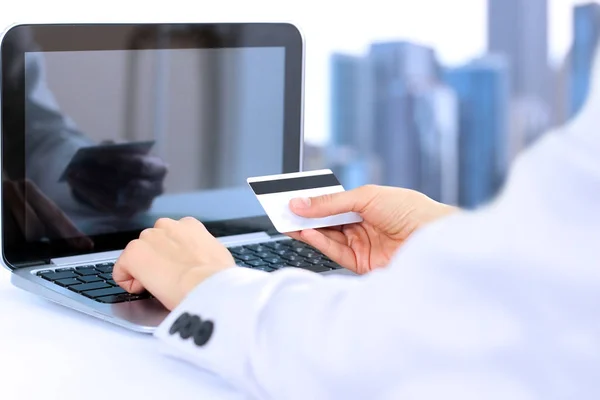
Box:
[249,173,341,195]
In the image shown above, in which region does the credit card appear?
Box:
[58,141,155,182]
[247,169,363,233]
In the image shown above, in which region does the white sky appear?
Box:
[1,0,595,144]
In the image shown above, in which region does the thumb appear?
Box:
[289,185,376,218]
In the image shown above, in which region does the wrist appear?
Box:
[177,264,234,303]
[440,203,460,216]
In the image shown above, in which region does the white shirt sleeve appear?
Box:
[154,128,600,399]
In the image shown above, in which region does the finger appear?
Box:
[154,217,179,231]
[112,239,151,294]
[177,216,212,237]
[155,217,211,249]
[289,185,378,218]
[114,235,195,310]
[177,216,214,242]
[298,229,358,272]
[285,231,302,241]
[341,224,372,272]
[22,180,93,249]
[178,216,206,229]
[287,227,345,246]
[315,227,348,245]
[138,226,177,253]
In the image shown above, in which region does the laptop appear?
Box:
[0,23,352,333]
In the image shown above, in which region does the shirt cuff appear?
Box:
[153,266,274,394]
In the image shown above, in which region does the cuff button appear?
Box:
[180,315,201,340]
[193,320,214,347]
[169,312,191,335]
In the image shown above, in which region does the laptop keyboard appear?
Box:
[230,239,342,273]
[35,239,342,304]
[36,262,150,304]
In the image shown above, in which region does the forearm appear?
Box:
[155,249,505,400]
[154,129,600,399]
[154,267,394,399]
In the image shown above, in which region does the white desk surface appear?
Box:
[0,267,246,400]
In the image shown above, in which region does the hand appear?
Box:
[67,147,168,217]
[2,177,93,250]
[113,217,235,310]
[288,185,457,275]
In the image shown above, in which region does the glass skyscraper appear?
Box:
[329,53,375,189]
[571,2,600,118]
[329,42,458,202]
[445,57,510,209]
[488,0,548,100]
[369,42,440,193]
[322,1,593,211]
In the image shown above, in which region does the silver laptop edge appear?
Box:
[1,23,352,334]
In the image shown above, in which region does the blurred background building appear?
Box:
[313,0,600,209]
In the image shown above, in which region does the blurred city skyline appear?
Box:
[307,0,600,208]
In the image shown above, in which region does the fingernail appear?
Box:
[290,197,311,209]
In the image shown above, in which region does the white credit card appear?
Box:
[247,169,363,233]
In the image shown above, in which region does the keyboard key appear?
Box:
[75,265,96,270]
[323,261,341,269]
[254,266,275,272]
[286,261,304,267]
[82,286,127,299]
[229,246,252,255]
[256,251,277,258]
[77,275,102,283]
[128,293,151,301]
[95,294,131,304]
[75,267,98,276]
[96,262,114,267]
[69,282,111,293]
[54,278,81,287]
[37,270,53,275]
[247,260,269,267]
[95,263,114,273]
[106,279,118,286]
[247,244,267,252]
[95,292,150,303]
[98,273,113,280]
[281,255,303,262]
[39,271,79,281]
[270,264,293,270]
[236,254,259,262]
[264,241,290,250]
[299,265,331,273]
[264,257,284,264]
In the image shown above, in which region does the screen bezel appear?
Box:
[1,23,304,268]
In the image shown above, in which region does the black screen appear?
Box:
[1,23,303,266]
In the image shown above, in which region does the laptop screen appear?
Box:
[1,24,304,266]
